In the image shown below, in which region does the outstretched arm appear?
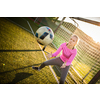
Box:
[47,43,63,59]
[66,51,77,66]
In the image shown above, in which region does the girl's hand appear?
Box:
[46,52,52,59]
[60,61,67,68]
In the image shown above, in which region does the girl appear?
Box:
[32,34,79,84]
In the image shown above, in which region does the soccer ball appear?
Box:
[35,26,54,46]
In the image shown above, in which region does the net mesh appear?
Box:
[47,18,100,84]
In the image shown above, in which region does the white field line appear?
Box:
[27,21,35,35]
[27,21,59,84]
[6,18,32,33]
[38,44,59,84]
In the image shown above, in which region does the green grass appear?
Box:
[1,17,96,84]
[0,17,83,84]
[0,18,58,84]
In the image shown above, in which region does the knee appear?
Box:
[42,62,46,66]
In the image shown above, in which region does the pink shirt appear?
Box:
[52,43,77,66]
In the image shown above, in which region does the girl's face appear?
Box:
[68,36,77,47]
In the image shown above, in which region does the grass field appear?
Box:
[1,17,94,84]
[0,17,60,84]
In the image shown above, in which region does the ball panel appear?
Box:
[39,32,49,40]
[50,34,53,39]
[35,33,38,38]
[39,35,52,45]
[37,40,44,45]
[46,27,51,32]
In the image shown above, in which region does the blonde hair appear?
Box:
[71,34,80,49]
[72,34,79,45]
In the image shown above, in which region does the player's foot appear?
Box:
[32,66,40,71]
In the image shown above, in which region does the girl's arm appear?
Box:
[61,50,77,68]
[66,50,77,66]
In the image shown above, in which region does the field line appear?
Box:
[6,18,32,33]
[27,21,34,34]
[38,44,59,84]
[27,21,59,84]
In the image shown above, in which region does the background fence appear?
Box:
[56,19,100,84]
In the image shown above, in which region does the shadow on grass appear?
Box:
[0,63,42,75]
[8,72,33,84]
[0,49,49,54]
[0,49,42,52]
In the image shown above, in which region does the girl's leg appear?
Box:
[59,65,70,84]
[39,57,63,70]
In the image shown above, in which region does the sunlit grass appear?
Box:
[0,17,96,84]
[72,60,94,83]
[0,18,58,84]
